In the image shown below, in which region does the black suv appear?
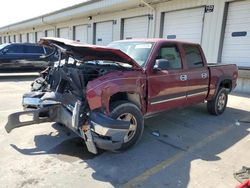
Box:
[0,43,54,71]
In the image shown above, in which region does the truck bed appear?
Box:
[207,63,238,100]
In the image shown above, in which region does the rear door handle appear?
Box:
[201,73,207,79]
[180,74,187,81]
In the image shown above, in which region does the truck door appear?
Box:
[147,43,188,114]
[183,44,209,104]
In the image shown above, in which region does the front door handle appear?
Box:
[201,73,207,79]
[180,74,187,81]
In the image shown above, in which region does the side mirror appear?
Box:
[153,59,170,71]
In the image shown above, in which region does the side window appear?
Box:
[6,45,24,53]
[25,45,44,54]
[184,45,203,68]
[157,45,182,69]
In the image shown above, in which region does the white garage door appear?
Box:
[36,31,45,42]
[16,35,20,43]
[46,29,55,37]
[221,1,250,67]
[10,35,15,42]
[74,25,88,43]
[28,32,35,43]
[123,16,149,39]
[58,27,69,39]
[21,34,27,43]
[95,21,113,46]
[163,7,204,43]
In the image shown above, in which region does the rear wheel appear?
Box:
[110,101,144,151]
[207,88,228,115]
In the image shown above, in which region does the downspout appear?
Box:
[140,0,156,37]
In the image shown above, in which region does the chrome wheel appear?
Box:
[217,92,226,111]
[117,113,137,143]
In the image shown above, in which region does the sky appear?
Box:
[0,0,87,27]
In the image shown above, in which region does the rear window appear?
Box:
[25,45,44,54]
[184,45,203,68]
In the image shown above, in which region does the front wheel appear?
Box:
[207,88,228,115]
[110,101,144,151]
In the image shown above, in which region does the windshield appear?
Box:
[0,43,9,50]
[108,41,154,67]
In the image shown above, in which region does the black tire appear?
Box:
[207,88,228,115]
[110,100,144,151]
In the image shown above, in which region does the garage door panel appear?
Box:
[37,31,45,42]
[166,8,203,18]
[228,1,250,10]
[95,21,113,46]
[223,50,250,58]
[46,29,54,37]
[75,25,88,43]
[21,34,27,43]
[163,7,204,43]
[59,27,69,39]
[123,16,149,39]
[222,57,249,66]
[221,0,250,67]
[28,33,35,43]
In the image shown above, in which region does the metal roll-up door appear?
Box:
[162,7,204,43]
[28,32,35,43]
[123,16,150,39]
[221,0,250,68]
[58,27,69,39]
[16,35,20,43]
[74,24,88,43]
[36,31,45,42]
[46,29,55,37]
[10,35,15,42]
[21,34,27,43]
[95,21,113,46]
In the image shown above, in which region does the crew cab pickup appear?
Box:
[5,38,238,154]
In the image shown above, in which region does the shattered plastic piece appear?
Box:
[234,166,250,183]
[151,130,160,137]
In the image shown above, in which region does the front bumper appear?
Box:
[5,92,130,154]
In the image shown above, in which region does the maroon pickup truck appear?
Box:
[5,38,238,154]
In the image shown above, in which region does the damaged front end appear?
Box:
[4,37,142,154]
[5,90,130,154]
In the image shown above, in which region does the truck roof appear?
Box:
[113,38,199,45]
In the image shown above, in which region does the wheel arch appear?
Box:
[214,75,233,98]
[109,92,143,113]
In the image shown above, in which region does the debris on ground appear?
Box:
[234,166,250,183]
[151,130,160,137]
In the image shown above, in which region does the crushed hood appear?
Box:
[39,37,142,70]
